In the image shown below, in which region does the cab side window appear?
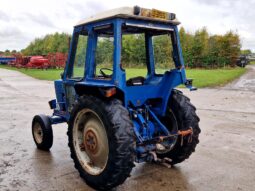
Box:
[72,32,88,78]
[93,24,114,79]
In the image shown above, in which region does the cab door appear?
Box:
[63,27,88,112]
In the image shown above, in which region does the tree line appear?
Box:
[15,28,245,68]
[21,32,70,56]
[179,27,241,68]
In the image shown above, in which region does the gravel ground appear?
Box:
[0,66,254,191]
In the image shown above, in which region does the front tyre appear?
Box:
[32,114,53,150]
[68,96,135,190]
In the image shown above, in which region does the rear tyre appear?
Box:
[68,96,135,190]
[32,114,53,150]
[157,89,201,165]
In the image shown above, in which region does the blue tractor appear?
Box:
[32,6,201,190]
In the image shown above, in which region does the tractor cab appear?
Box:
[57,6,193,118]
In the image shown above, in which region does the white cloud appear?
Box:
[0,0,254,51]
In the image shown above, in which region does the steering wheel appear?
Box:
[99,68,113,78]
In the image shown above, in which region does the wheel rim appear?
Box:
[156,110,178,154]
[73,109,109,175]
[33,122,43,144]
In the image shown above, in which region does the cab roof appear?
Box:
[75,6,180,26]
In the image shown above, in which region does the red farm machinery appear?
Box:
[5,53,67,69]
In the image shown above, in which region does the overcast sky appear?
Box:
[0,0,254,51]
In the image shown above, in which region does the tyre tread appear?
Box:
[160,89,201,165]
[67,95,135,190]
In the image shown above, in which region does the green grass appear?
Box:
[185,68,246,87]
[250,61,255,65]
[0,64,246,88]
[0,65,63,81]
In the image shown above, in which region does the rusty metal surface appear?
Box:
[0,67,255,191]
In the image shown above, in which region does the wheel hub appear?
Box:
[84,130,98,154]
[33,122,43,144]
[73,109,109,175]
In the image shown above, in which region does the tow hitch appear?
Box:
[149,151,172,168]
[148,128,193,168]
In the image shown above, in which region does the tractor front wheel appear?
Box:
[32,114,53,150]
[67,96,135,190]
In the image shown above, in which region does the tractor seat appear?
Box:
[126,76,145,86]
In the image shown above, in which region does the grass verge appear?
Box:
[0,65,246,88]
[0,65,63,81]
[185,68,246,88]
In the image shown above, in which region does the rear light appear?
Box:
[105,88,117,97]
